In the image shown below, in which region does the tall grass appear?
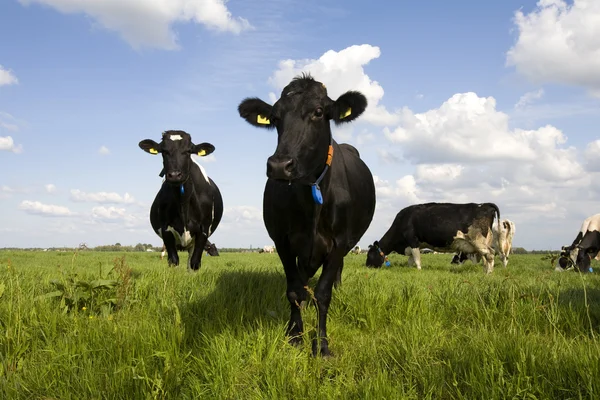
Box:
[0,251,598,399]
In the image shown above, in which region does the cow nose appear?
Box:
[266,157,295,179]
[167,171,183,181]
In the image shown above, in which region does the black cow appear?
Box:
[139,130,223,271]
[238,73,376,356]
[558,213,600,273]
[366,202,500,274]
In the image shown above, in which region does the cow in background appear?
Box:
[238,73,376,356]
[452,218,516,267]
[140,130,223,271]
[558,213,600,273]
[351,246,361,255]
[367,202,500,274]
[160,240,219,259]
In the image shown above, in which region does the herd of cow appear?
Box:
[139,73,599,356]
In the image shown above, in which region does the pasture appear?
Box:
[1,250,599,399]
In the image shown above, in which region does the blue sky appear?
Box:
[1,0,599,250]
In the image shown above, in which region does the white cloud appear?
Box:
[0,65,18,86]
[416,164,464,184]
[222,205,262,224]
[98,145,110,155]
[45,184,57,194]
[514,88,545,109]
[0,136,23,153]
[373,175,420,203]
[18,0,251,50]
[0,112,20,131]
[268,45,399,126]
[506,0,600,96]
[70,189,136,204]
[356,132,375,146]
[382,92,584,184]
[19,200,75,217]
[585,139,600,171]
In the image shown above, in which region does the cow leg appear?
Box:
[312,249,344,357]
[278,240,306,346]
[162,230,179,267]
[189,233,208,272]
[411,248,422,270]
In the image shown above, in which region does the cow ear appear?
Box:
[139,139,160,155]
[330,91,367,125]
[238,97,275,129]
[373,240,379,247]
[192,142,215,157]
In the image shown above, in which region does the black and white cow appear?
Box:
[558,213,600,273]
[139,130,223,271]
[238,73,376,356]
[451,218,516,267]
[367,202,500,274]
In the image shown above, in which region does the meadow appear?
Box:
[1,250,599,399]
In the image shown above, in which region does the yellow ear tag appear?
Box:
[149,148,158,154]
[197,149,206,156]
[257,115,270,124]
[340,107,352,119]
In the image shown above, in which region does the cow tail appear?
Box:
[490,203,501,251]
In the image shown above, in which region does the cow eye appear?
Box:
[314,107,324,118]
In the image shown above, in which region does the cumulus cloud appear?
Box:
[98,145,110,155]
[70,189,135,204]
[222,205,262,224]
[382,92,584,183]
[514,88,545,109]
[585,140,600,171]
[19,200,75,217]
[0,65,18,86]
[45,184,57,194]
[268,44,399,126]
[18,0,251,50]
[506,0,600,96]
[0,136,23,153]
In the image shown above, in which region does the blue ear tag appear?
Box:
[590,267,594,273]
[385,260,391,267]
[180,184,184,195]
[311,185,323,205]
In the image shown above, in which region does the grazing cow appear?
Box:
[367,202,500,274]
[238,73,376,356]
[140,130,223,271]
[262,245,275,254]
[351,245,361,255]
[451,219,516,267]
[558,214,600,273]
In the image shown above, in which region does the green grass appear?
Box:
[1,250,599,399]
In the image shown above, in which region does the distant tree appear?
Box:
[512,247,528,254]
[115,243,121,247]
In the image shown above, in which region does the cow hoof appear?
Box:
[311,338,332,357]
[288,334,303,347]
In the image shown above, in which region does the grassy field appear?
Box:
[1,250,599,399]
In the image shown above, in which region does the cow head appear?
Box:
[205,242,219,256]
[139,130,215,184]
[238,73,367,182]
[366,241,385,268]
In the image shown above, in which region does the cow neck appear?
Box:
[375,236,393,267]
[309,136,334,205]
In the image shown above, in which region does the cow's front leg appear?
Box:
[312,248,344,357]
[162,229,179,267]
[189,231,208,272]
[276,239,306,346]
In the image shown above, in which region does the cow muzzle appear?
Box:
[266,156,295,180]
[166,170,184,183]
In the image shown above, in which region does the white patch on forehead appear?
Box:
[191,157,211,184]
[170,134,183,141]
